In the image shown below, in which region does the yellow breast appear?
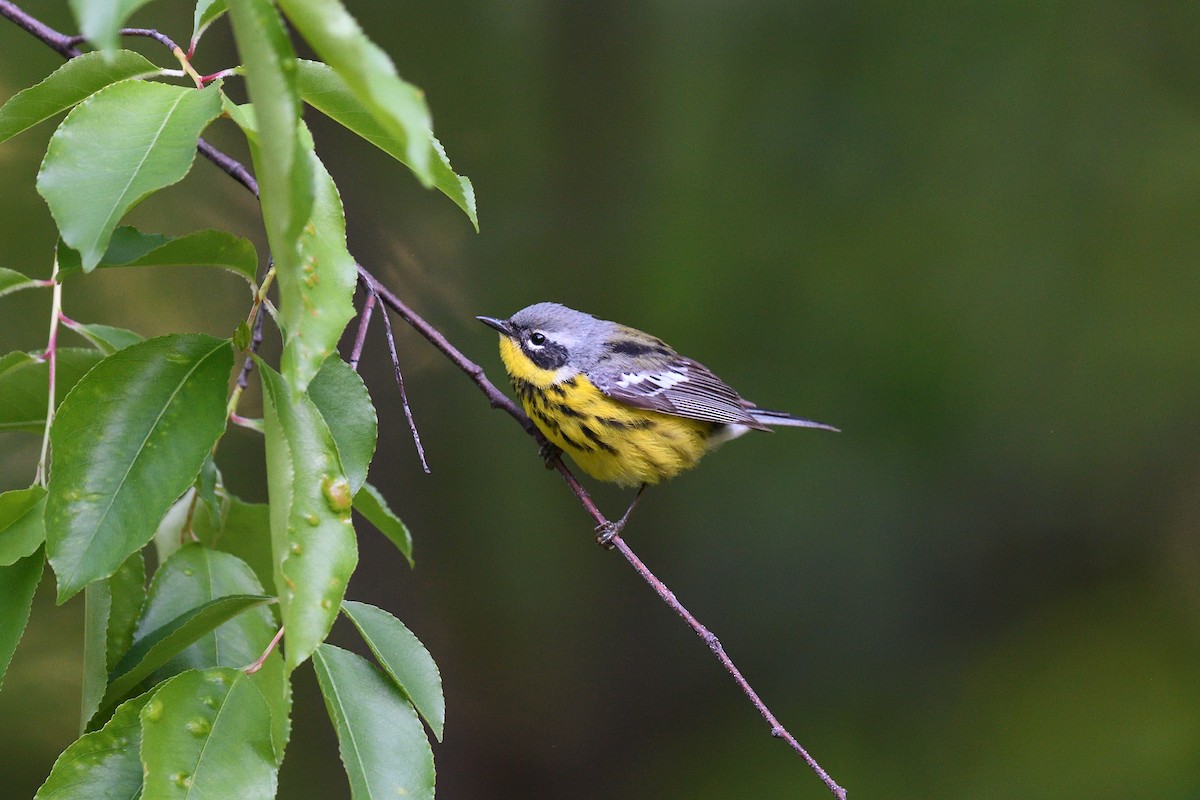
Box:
[497,337,712,486]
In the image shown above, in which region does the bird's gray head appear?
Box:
[477,302,613,372]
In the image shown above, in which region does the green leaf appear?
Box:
[0,50,160,144]
[101,594,272,714]
[0,267,45,299]
[353,483,413,567]
[34,690,155,800]
[192,0,229,45]
[58,226,259,284]
[313,644,435,800]
[45,334,233,601]
[0,486,47,566]
[151,489,194,571]
[196,454,221,522]
[308,356,377,495]
[0,350,33,377]
[37,80,223,272]
[259,361,357,671]
[228,0,313,287]
[295,60,477,229]
[193,493,275,596]
[0,348,103,434]
[279,2,434,183]
[249,651,292,766]
[104,552,146,672]
[0,548,43,693]
[140,668,278,800]
[135,544,276,681]
[69,0,157,54]
[341,600,444,741]
[275,150,356,392]
[63,320,144,355]
[81,551,145,730]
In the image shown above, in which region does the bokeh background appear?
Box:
[4,1,1200,797]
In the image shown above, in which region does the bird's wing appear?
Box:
[590,356,767,429]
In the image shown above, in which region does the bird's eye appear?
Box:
[528,332,547,347]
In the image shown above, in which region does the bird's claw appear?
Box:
[595,520,622,549]
[538,440,562,469]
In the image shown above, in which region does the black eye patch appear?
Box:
[525,340,569,370]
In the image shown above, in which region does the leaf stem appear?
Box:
[245,626,285,674]
[34,254,62,487]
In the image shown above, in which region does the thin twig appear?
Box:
[1,7,846,796]
[348,287,376,371]
[0,1,79,57]
[117,27,180,52]
[376,291,430,473]
[236,300,267,391]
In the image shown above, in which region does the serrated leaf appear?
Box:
[0,348,102,433]
[64,320,143,355]
[0,50,160,144]
[353,482,413,567]
[140,667,277,800]
[100,594,272,715]
[228,0,313,291]
[45,334,232,601]
[0,486,46,566]
[37,80,222,272]
[0,350,33,377]
[278,1,434,183]
[0,548,43,693]
[81,551,145,731]
[193,493,274,596]
[314,644,435,800]
[69,0,157,54]
[308,356,377,494]
[34,690,155,800]
[295,59,477,229]
[342,600,444,741]
[192,0,229,45]
[259,361,357,671]
[135,544,276,682]
[57,226,259,283]
[0,267,45,298]
[104,552,146,671]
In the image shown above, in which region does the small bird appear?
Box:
[478,302,837,543]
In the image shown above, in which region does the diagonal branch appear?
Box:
[0,6,846,797]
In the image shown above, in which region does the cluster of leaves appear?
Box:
[0,0,477,797]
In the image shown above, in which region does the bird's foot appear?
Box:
[594,520,623,549]
[538,440,562,469]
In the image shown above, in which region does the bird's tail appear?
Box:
[749,408,840,433]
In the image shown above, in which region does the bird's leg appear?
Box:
[596,483,647,548]
[538,439,563,469]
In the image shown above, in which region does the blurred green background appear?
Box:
[4,1,1200,797]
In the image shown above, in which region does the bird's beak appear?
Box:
[476,315,514,336]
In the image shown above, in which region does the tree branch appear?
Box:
[0,6,846,796]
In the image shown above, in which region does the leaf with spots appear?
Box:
[259,360,357,672]
[139,668,278,800]
[277,150,357,392]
